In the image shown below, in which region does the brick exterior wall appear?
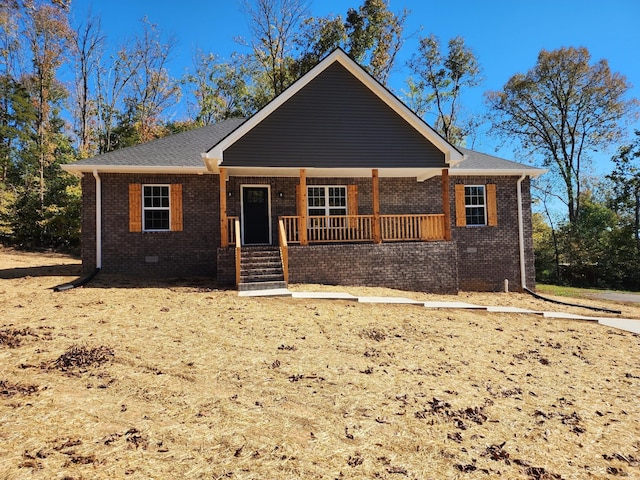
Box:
[81,172,536,291]
[83,173,220,277]
[450,176,536,291]
[287,242,458,293]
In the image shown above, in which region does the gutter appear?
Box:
[517,174,527,290]
[93,169,102,269]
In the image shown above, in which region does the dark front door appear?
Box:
[242,186,270,245]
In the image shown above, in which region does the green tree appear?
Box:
[486,46,636,224]
[295,0,406,85]
[184,52,254,125]
[23,2,72,205]
[608,130,640,254]
[405,35,482,145]
[532,212,558,284]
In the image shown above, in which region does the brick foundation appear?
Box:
[287,242,459,293]
[216,248,236,286]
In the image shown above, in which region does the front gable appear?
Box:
[205,49,463,172]
[222,62,446,168]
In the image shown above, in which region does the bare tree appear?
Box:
[72,12,104,158]
[127,17,181,142]
[487,46,636,223]
[95,39,141,153]
[243,0,309,97]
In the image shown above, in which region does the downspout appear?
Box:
[93,169,102,269]
[517,174,526,290]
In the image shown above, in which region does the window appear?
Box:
[129,183,183,233]
[307,186,347,216]
[464,185,486,226]
[455,183,497,227]
[143,185,170,231]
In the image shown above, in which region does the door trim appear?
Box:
[240,184,272,246]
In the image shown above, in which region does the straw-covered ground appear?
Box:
[1,247,639,479]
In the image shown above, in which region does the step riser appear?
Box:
[239,247,285,290]
[238,281,287,292]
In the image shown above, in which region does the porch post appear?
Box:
[441,168,451,241]
[220,167,228,247]
[372,169,382,244]
[299,168,308,246]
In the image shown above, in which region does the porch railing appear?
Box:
[278,219,289,284]
[381,214,445,241]
[280,214,446,244]
[234,219,241,287]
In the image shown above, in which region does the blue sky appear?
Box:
[71,0,640,169]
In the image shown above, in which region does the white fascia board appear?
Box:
[61,164,210,175]
[205,49,463,165]
[450,168,547,177]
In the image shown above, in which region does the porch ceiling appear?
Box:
[206,165,442,181]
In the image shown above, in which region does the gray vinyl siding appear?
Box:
[223,62,446,168]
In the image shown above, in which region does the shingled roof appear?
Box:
[63,118,544,177]
[64,118,246,172]
[452,147,545,176]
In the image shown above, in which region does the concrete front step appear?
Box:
[238,280,287,292]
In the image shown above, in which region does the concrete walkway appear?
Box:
[238,288,640,335]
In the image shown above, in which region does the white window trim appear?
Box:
[142,184,171,232]
[464,184,487,226]
[307,185,348,217]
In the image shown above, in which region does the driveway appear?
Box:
[590,292,640,303]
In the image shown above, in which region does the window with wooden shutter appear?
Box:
[129,183,142,232]
[130,183,183,232]
[455,184,497,227]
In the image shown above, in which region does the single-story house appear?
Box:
[63,49,545,293]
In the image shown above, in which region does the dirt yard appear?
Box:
[1,248,639,479]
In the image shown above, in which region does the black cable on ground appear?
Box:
[524,287,621,315]
[53,268,100,292]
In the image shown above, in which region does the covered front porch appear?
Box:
[216,167,454,289]
[220,167,452,247]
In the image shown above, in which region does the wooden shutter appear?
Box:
[170,184,183,231]
[486,183,497,226]
[455,184,466,227]
[129,183,142,232]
